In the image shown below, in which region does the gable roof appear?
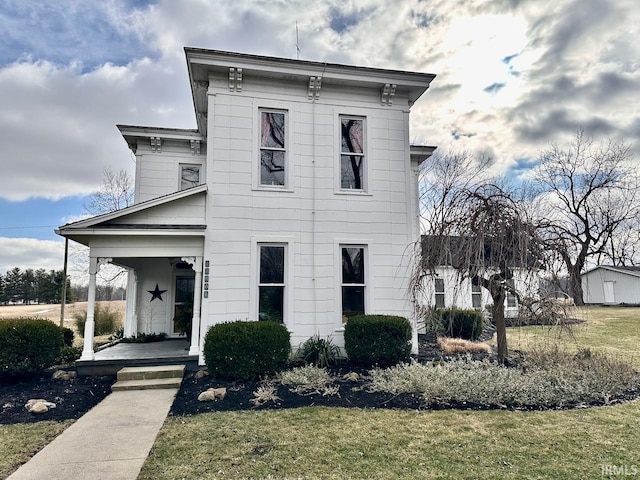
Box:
[56,185,207,245]
[581,265,640,278]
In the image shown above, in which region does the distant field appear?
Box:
[0,301,126,338]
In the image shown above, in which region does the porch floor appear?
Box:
[76,339,199,376]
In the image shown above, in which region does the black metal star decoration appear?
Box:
[148,284,167,302]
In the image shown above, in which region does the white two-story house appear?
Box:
[57,48,436,367]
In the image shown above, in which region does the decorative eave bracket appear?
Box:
[150,136,162,153]
[190,140,201,156]
[308,76,321,100]
[381,83,397,106]
[228,67,243,92]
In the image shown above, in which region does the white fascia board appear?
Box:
[57,185,207,231]
[56,228,205,237]
[583,265,640,278]
[116,125,204,142]
[410,145,438,165]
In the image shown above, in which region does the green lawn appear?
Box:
[506,306,640,368]
[140,306,640,480]
[0,421,72,478]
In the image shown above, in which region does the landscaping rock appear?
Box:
[194,369,209,380]
[52,370,77,381]
[342,372,360,381]
[25,399,57,414]
[198,387,227,402]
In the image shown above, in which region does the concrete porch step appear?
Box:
[111,365,185,391]
[111,377,183,391]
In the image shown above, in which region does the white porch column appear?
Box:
[80,257,111,361]
[182,256,203,356]
[124,269,138,337]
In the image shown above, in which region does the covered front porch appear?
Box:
[76,339,198,376]
[55,185,208,370]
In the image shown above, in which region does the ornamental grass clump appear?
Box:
[368,348,639,409]
[279,365,337,395]
[296,334,341,368]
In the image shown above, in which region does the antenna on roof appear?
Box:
[296,21,301,60]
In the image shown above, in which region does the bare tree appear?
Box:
[533,131,639,305]
[414,152,543,362]
[84,166,134,216]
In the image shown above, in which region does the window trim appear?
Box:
[471,283,482,310]
[178,163,202,191]
[336,113,371,194]
[253,105,293,192]
[250,236,294,329]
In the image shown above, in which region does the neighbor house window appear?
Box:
[434,278,445,309]
[506,279,517,309]
[340,116,365,190]
[180,164,201,190]
[341,246,365,320]
[472,283,482,310]
[258,244,285,323]
[260,110,286,187]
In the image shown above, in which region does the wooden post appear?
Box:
[60,237,68,328]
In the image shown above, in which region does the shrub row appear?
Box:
[74,303,120,337]
[0,318,65,380]
[423,308,484,340]
[344,315,412,367]
[204,320,290,381]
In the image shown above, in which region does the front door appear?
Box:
[173,275,195,335]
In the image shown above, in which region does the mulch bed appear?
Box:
[0,370,114,425]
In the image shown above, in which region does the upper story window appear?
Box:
[472,283,482,310]
[340,116,365,190]
[260,110,286,187]
[180,164,201,190]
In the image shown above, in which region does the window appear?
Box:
[258,244,285,323]
[472,283,482,309]
[260,110,286,187]
[506,280,517,309]
[434,278,445,308]
[341,246,365,320]
[180,164,201,190]
[340,116,365,190]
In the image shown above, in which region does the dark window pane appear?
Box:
[506,294,517,308]
[260,150,285,186]
[259,286,284,323]
[472,293,482,309]
[260,246,285,283]
[435,278,445,293]
[340,155,363,189]
[175,276,195,304]
[342,247,364,284]
[261,112,285,148]
[342,286,365,317]
[435,293,445,309]
[341,118,363,153]
[181,166,200,190]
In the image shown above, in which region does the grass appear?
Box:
[0,421,73,478]
[140,403,640,480]
[506,306,640,368]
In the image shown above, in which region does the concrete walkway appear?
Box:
[8,388,178,480]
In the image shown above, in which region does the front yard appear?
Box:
[139,306,640,479]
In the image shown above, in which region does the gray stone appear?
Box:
[194,369,209,380]
[52,370,77,381]
[197,387,226,402]
[25,399,56,414]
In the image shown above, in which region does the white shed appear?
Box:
[581,266,640,305]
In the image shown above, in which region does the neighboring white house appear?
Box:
[581,265,640,305]
[419,235,540,319]
[56,48,436,364]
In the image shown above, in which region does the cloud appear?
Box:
[0,237,65,274]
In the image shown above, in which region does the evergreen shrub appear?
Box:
[0,318,64,380]
[203,320,290,381]
[344,314,412,367]
[436,308,483,340]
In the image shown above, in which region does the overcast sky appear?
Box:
[0,0,638,280]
